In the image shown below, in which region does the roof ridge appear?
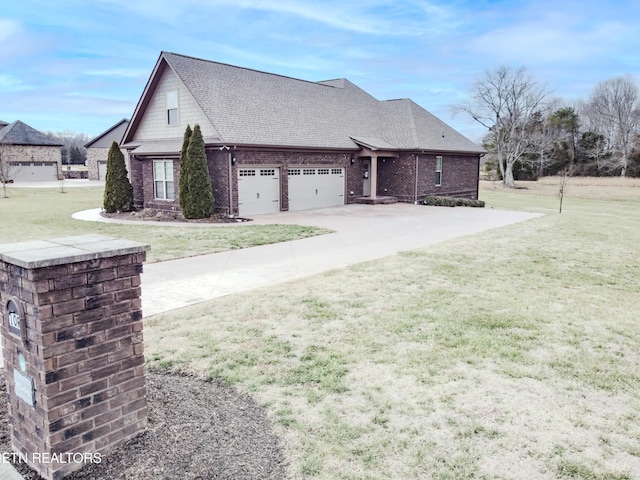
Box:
[162,51,338,89]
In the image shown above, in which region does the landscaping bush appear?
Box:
[180,124,215,219]
[103,141,133,213]
[421,196,485,208]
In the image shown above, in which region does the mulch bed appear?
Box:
[0,370,287,479]
[101,210,251,224]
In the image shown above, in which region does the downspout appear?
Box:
[414,154,419,204]
[228,150,233,216]
[477,154,484,200]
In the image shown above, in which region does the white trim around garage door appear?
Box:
[10,161,59,182]
[237,166,281,216]
[288,166,345,211]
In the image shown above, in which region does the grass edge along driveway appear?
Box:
[0,186,333,263]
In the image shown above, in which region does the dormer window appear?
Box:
[166,91,178,125]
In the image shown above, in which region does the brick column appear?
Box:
[0,234,150,480]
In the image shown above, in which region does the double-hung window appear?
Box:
[154,160,175,200]
[166,91,178,125]
[435,156,443,186]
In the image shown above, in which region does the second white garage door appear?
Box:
[288,167,345,211]
[237,167,281,216]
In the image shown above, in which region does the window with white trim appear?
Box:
[166,91,178,125]
[154,160,175,200]
[435,156,443,186]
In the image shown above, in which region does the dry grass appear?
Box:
[482,176,640,203]
[145,179,640,478]
[0,187,331,263]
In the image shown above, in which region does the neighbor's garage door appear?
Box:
[11,162,58,182]
[288,167,344,211]
[98,161,108,180]
[237,167,280,215]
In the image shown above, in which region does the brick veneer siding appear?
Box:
[128,148,480,214]
[377,153,480,201]
[0,236,149,480]
[229,149,353,213]
[130,148,357,215]
[3,145,63,180]
[86,147,130,181]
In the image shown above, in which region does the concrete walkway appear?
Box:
[74,204,541,317]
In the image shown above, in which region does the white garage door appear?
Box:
[288,167,345,211]
[98,162,108,180]
[11,162,58,182]
[237,167,280,216]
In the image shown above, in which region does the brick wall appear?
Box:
[229,149,353,213]
[3,145,63,180]
[129,149,480,213]
[131,148,357,215]
[377,153,480,201]
[0,238,148,480]
[86,147,130,181]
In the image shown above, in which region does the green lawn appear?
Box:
[144,179,640,479]
[0,187,331,262]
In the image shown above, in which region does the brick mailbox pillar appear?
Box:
[0,234,150,480]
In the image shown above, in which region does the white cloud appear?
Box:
[469,18,631,63]
[203,0,457,36]
[0,18,20,41]
[0,74,33,92]
[83,68,148,78]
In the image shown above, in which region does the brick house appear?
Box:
[0,120,63,182]
[84,118,130,180]
[122,52,485,216]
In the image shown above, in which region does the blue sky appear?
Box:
[1,0,639,142]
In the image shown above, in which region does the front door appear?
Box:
[362,159,371,196]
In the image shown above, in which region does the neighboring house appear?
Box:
[84,119,130,180]
[122,52,485,216]
[0,120,63,182]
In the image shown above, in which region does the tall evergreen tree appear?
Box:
[178,124,192,212]
[103,141,133,213]
[182,124,214,219]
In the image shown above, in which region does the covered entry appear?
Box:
[237,167,280,215]
[288,167,345,211]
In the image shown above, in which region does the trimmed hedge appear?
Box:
[421,196,485,208]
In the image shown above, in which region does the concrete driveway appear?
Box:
[141,203,540,317]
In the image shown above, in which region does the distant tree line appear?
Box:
[46,130,91,165]
[457,67,640,186]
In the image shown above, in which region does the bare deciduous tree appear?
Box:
[456,65,549,188]
[557,166,574,214]
[0,140,23,198]
[584,75,640,176]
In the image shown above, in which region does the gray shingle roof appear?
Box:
[0,120,63,146]
[127,52,484,154]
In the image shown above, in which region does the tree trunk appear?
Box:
[503,163,515,188]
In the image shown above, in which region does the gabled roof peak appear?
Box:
[0,120,62,146]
